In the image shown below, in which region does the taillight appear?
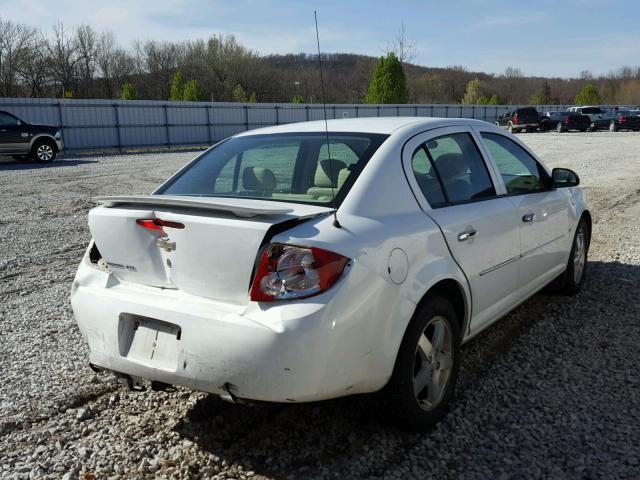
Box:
[136,218,185,231]
[565,118,570,124]
[513,114,519,124]
[250,244,349,302]
[620,116,626,122]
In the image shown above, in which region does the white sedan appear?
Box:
[71,117,590,429]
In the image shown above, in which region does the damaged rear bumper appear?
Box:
[70,257,403,403]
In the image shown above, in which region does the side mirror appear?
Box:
[552,167,579,187]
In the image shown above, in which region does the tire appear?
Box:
[30,139,57,163]
[556,122,564,133]
[383,294,461,431]
[507,123,513,133]
[539,123,547,132]
[609,121,618,132]
[561,217,589,295]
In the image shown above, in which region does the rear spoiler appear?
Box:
[93,195,330,219]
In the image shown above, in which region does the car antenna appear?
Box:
[314,10,341,229]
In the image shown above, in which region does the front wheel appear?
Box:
[562,218,589,295]
[30,139,57,162]
[383,294,461,431]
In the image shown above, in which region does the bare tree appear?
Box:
[386,21,417,64]
[47,21,80,97]
[0,19,38,96]
[75,25,98,97]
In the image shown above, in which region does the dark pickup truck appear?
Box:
[495,107,539,133]
[0,110,64,162]
[539,111,591,132]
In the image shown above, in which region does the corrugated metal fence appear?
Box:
[0,98,574,152]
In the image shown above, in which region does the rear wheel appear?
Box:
[609,121,618,132]
[556,122,565,133]
[507,123,513,133]
[562,218,589,295]
[383,294,461,431]
[30,139,57,162]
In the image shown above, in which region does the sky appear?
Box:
[2,0,639,78]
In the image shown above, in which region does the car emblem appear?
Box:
[156,238,176,252]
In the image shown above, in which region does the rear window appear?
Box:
[517,108,538,116]
[158,132,388,206]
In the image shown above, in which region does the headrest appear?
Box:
[314,159,347,188]
[433,153,468,180]
[242,167,276,191]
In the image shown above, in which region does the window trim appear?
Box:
[402,126,503,211]
[477,130,554,197]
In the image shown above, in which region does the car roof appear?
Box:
[233,117,494,136]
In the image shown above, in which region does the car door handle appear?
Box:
[522,213,536,223]
[457,229,477,241]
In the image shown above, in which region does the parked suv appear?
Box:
[495,107,539,133]
[566,106,605,122]
[0,110,63,162]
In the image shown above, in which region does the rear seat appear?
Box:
[307,159,347,201]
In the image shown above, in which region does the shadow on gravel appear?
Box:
[0,159,98,170]
[173,260,639,478]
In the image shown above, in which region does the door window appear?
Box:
[0,112,19,126]
[411,132,496,207]
[481,132,550,194]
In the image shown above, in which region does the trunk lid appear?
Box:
[88,195,331,305]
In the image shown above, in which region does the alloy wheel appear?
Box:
[36,144,54,161]
[413,316,454,411]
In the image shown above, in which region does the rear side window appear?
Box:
[411,132,496,207]
[481,133,550,194]
[581,107,602,114]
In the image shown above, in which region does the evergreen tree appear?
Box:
[248,91,257,103]
[292,94,304,104]
[574,83,602,105]
[364,52,408,104]
[488,94,500,105]
[182,79,203,101]
[169,71,185,101]
[529,80,552,105]
[120,82,137,100]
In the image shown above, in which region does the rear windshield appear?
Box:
[581,107,602,114]
[158,132,388,206]
[517,108,538,115]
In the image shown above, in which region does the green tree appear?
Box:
[169,71,185,101]
[248,91,257,103]
[488,94,500,105]
[477,96,489,104]
[232,84,247,102]
[461,78,481,104]
[292,94,304,104]
[575,83,602,105]
[364,52,408,104]
[529,80,552,105]
[182,79,204,101]
[120,82,137,100]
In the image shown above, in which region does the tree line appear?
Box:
[1,17,640,105]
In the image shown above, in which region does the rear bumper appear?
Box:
[71,255,410,402]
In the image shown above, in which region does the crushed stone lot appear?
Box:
[1,132,639,479]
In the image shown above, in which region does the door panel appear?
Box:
[402,126,522,335]
[508,190,569,288]
[427,199,521,333]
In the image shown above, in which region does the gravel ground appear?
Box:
[1,132,639,479]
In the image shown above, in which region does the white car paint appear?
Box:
[71,117,589,403]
